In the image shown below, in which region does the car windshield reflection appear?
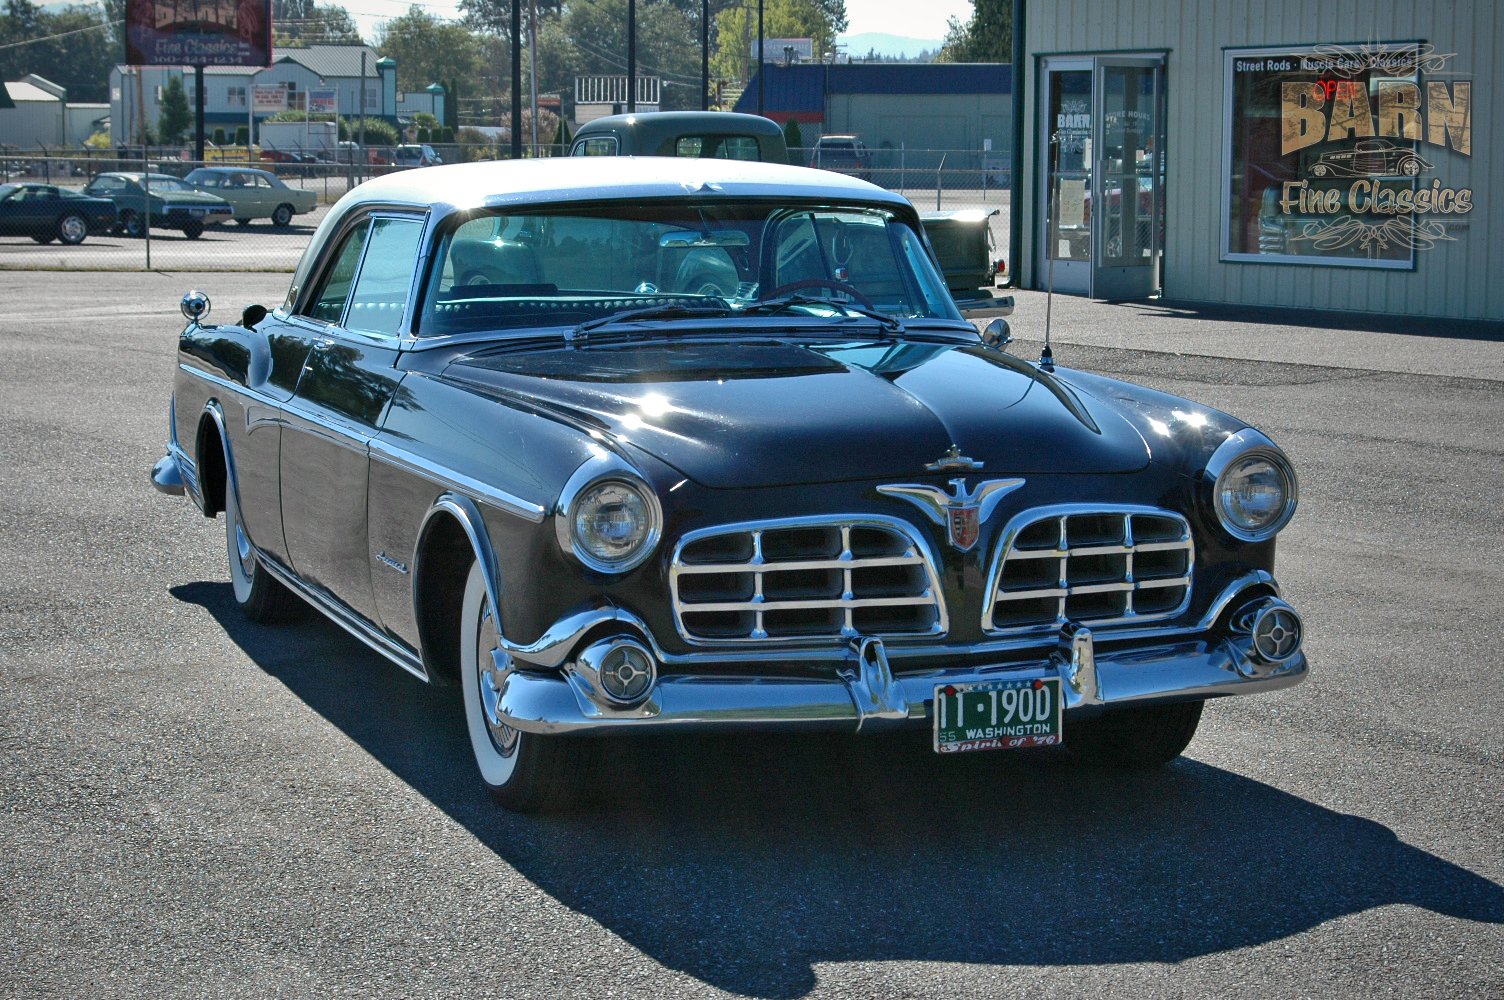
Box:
[419,200,961,337]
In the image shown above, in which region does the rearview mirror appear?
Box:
[659,229,750,249]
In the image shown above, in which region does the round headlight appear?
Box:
[1215,451,1296,541]
[565,476,660,573]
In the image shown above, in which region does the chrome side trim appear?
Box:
[371,437,546,523]
[185,362,546,524]
[257,554,429,683]
[982,504,1195,636]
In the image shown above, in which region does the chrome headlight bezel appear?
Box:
[1205,429,1299,543]
[554,454,663,575]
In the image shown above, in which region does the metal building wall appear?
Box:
[1021,0,1502,321]
[826,93,1011,153]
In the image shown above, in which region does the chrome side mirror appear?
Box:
[180,290,210,324]
[981,317,1012,350]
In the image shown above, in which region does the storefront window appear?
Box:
[1223,43,1467,269]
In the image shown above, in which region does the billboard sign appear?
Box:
[307,89,338,115]
[125,0,272,68]
[251,84,287,113]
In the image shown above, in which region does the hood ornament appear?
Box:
[925,444,984,473]
[878,478,1026,551]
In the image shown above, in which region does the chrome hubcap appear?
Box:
[61,217,84,240]
[476,600,519,756]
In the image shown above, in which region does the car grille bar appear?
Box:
[671,516,947,644]
[984,506,1193,633]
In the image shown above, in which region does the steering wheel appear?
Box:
[761,278,875,310]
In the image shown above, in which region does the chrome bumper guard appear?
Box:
[496,594,1306,736]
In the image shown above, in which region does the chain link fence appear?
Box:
[0,146,1009,274]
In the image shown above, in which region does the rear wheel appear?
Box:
[459,559,593,811]
[31,234,54,244]
[121,210,145,238]
[235,218,251,227]
[224,465,298,623]
[182,221,204,239]
[57,213,87,245]
[271,203,294,227]
[1067,700,1204,768]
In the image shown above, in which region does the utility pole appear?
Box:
[756,0,764,114]
[701,0,708,110]
[626,0,637,113]
[511,0,522,157]
[194,65,205,161]
[528,0,539,154]
[359,50,367,167]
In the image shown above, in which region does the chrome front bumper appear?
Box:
[495,595,1307,736]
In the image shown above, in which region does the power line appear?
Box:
[0,18,118,51]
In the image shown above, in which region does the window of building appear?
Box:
[227,86,246,109]
[1223,43,1457,269]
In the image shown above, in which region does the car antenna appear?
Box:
[1040,131,1059,372]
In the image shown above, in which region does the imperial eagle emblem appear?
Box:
[876,477,1026,551]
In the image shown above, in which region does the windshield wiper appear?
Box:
[738,294,903,334]
[568,301,732,343]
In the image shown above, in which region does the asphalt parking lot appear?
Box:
[0,269,1500,998]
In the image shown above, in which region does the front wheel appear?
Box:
[31,234,54,244]
[1067,700,1204,768]
[57,213,87,245]
[224,470,297,623]
[182,221,204,239]
[459,560,593,811]
[121,211,145,238]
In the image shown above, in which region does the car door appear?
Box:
[279,212,424,621]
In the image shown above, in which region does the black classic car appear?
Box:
[151,158,1306,811]
[0,182,116,244]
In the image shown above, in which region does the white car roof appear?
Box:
[335,156,909,220]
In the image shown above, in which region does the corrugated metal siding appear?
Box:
[737,63,1014,118]
[1023,0,1502,321]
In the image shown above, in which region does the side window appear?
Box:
[345,218,424,336]
[718,136,761,161]
[574,137,618,156]
[197,174,221,188]
[306,221,370,323]
[674,137,705,157]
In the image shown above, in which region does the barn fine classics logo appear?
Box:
[1277,43,1472,253]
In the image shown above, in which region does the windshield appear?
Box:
[419,200,959,337]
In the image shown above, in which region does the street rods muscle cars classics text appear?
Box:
[151,158,1307,810]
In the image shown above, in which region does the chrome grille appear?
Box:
[671,516,947,643]
[984,506,1193,633]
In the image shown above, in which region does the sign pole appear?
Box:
[194,64,206,162]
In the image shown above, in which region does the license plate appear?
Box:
[190,208,206,217]
[933,677,1063,753]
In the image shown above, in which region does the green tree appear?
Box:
[711,0,844,84]
[273,0,363,45]
[376,7,485,95]
[0,0,117,103]
[937,0,1011,63]
[158,76,191,143]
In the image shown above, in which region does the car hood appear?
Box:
[446,335,1151,489]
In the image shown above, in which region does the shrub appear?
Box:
[235,126,250,145]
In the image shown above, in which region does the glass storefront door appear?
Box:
[1037,55,1166,299]
[1039,58,1094,295]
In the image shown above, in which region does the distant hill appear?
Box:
[839,32,943,61]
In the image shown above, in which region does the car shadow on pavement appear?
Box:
[174,580,1504,999]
